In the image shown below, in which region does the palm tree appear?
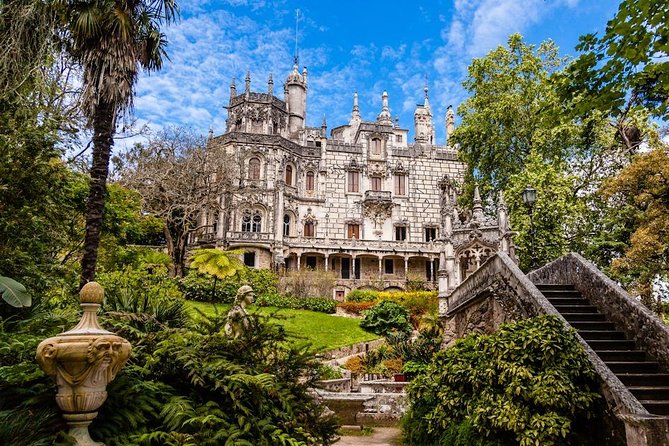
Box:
[189,249,245,301]
[53,0,178,287]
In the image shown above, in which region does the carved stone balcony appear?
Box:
[363,190,392,203]
[362,190,394,224]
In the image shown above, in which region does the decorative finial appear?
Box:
[80,281,104,304]
[245,70,251,93]
[294,9,300,65]
[351,91,360,121]
[377,91,392,125]
[268,73,273,95]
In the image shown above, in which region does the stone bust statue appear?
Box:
[224,285,255,338]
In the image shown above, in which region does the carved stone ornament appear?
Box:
[36,282,131,446]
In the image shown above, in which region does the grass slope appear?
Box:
[186,301,380,352]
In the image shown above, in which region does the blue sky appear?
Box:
[128,0,619,147]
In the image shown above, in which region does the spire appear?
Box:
[377,91,392,125]
[268,73,273,96]
[244,71,251,93]
[229,78,236,101]
[351,91,360,122]
[472,183,484,222]
[302,66,308,86]
[321,116,327,137]
[446,105,455,142]
[423,77,430,111]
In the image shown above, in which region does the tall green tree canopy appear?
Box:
[562,0,669,122]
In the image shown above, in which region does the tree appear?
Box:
[121,127,236,276]
[601,143,669,308]
[189,248,244,301]
[562,0,669,123]
[452,34,568,195]
[53,0,179,288]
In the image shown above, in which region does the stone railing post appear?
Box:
[36,282,131,446]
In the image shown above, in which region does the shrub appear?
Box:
[256,293,336,314]
[279,269,337,299]
[360,300,412,336]
[346,289,379,302]
[336,301,375,315]
[402,316,600,446]
[180,267,278,303]
[317,364,344,380]
[344,356,363,375]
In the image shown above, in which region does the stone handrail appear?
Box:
[441,252,667,445]
[528,253,669,373]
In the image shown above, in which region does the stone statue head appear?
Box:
[235,285,255,307]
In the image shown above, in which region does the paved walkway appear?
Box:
[335,427,402,445]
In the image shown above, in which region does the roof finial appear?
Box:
[268,73,273,96]
[294,9,300,65]
[377,91,392,125]
[351,91,360,121]
[245,71,251,93]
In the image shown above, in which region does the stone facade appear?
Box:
[193,64,514,298]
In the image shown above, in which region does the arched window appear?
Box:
[306,171,315,191]
[241,210,262,233]
[283,214,291,236]
[248,157,261,180]
[371,138,381,155]
[285,165,293,186]
[252,211,262,232]
[241,211,252,232]
[304,221,314,237]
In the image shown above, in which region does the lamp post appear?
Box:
[522,186,538,270]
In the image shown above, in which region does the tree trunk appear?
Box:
[80,101,115,288]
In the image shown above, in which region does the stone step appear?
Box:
[554,304,599,313]
[587,339,637,350]
[629,386,669,400]
[570,321,617,331]
[618,374,669,387]
[543,291,584,299]
[597,350,647,362]
[561,313,607,322]
[578,330,627,340]
[606,361,660,374]
[535,284,577,291]
[638,401,669,416]
[546,297,590,306]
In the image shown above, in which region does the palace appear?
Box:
[197,63,515,299]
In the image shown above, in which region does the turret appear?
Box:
[350,91,361,123]
[377,91,393,126]
[285,63,307,133]
[414,86,434,143]
[229,78,236,103]
[244,71,251,96]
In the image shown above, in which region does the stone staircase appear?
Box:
[536,284,669,416]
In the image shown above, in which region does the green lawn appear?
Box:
[186,301,380,352]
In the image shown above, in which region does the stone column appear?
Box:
[378,257,383,280]
[352,255,357,280]
[404,257,409,279]
[324,254,329,272]
[36,283,131,446]
[296,253,301,270]
[429,258,434,283]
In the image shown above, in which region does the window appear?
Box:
[285,165,293,186]
[425,227,437,242]
[248,157,260,180]
[283,214,291,236]
[384,259,394,274]
[371,138,381,155]
[395,226,407,241]
[425,259,438,281]
[347,224,360,239]
[243,252,256,267]
[241,210,262,232]
[396,134,402,143]
[341,257,350,279]
[394,174,406,195]
[348,171,359,192]
[304,221,314,237]
[306,256,317,269]
[371,176,382,191]
[306,171,315,191]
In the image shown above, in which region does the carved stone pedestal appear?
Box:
[36,282,131,446]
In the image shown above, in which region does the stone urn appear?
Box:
[36,282,131,446]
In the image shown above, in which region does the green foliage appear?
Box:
[188,248,244,279]
[256,293,337,314]
[317,364,344,380]
[361,300,413,336]
[345,290,437,326]
[0,276,31,308]
[562,0,669,120]
[346,289,379,302]
[403,316,599,446]
[179,267,278,303]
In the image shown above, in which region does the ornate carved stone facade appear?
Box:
[195,64,515,299]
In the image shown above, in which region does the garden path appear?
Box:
[335,427,402,445]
